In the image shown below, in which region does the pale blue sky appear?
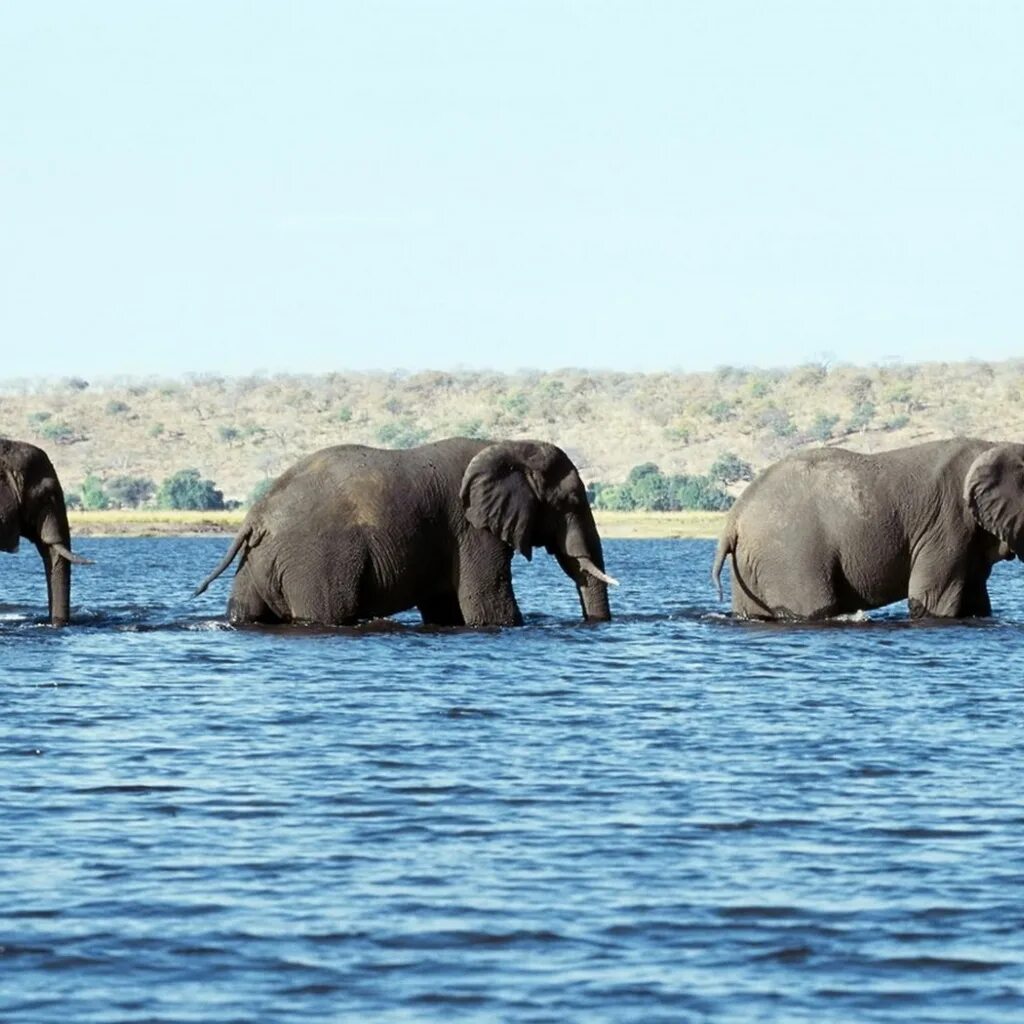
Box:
[2,2,1022,377]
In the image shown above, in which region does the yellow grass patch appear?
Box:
[70,509,245,537]
[594,510,725,539]
[68,508,725,540]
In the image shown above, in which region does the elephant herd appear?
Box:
[2,435,1022,628]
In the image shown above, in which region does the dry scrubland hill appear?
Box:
[1,361,1022,502]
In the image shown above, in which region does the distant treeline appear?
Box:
[590,453,753,512]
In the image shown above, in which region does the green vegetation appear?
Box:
[106,475,155,509]
[1,360,1019,509]
[37,420,80,444]
[590,462,733,512]
[376,418,429,448]
[156,469,225,510]
[80,473,109,511]
[247,478,274,506]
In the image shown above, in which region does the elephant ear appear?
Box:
[964,444,1024,553]
[0,471,21,553]
[459,442,548,559]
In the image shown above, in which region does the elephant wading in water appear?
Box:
[196,437,616,626]
[712,439,1024,620]
[0,438,91,625]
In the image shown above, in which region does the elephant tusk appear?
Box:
[53,543,94,566]
[577,556,619,587]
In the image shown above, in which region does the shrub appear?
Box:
[501,392,530,418]
[247,478,274,506]
[38,420,79,444]
[80,474,109,511]
[105,400,130,416]
[156,469,224,510]
[757,406,795,438]
[106,475,155,509]
[847,402,876,432]
[376,419,428,448]
[706,400,735,423]
[708,452,754,485]
[882,415,910,432]
[454,419,487,439]
[809,413,841,442]
[217,425,241,444]
[591,464,733,512]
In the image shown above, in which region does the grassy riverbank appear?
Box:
[69,509,726,540]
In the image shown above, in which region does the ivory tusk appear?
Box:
[577,556,619,587]
[53,543,94,566]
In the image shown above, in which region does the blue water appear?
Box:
[2,537,1023,1022]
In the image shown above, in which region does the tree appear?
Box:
[809,413,841,442]
[247,478,274,506]
[106,475,155,509]
[80,474,109,511]
[708,452,754,485]
[156,469,224,510]
[670,474,733,511]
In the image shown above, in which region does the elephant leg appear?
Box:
[959,582,992,617]
[457,573,522,626]
[228,568,282,625]
[417,592,466,626]
[907,562,965,618]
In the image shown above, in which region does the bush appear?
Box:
[247,478,274,506]
[106,475,155,509]
[80,474,109,511]
[105,400,130,416]
[454,419,487,439]
[882,415,911,432]
[847,402,876,432]
[708,452,754,485]
[809,413,841,442]
[376,419,428,448]
[757,406,795,438]
[156,469,224,510]
[38,420,80,444]
[591,464,733,512]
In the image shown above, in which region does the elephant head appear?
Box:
[0,441,89,626]
[460,440,615,621]
[964,443,1024,557]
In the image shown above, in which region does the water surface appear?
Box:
[2,538,1022,1022]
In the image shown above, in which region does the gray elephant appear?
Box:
[0,438,90,625]
[196,437,616,626]
[712,438,1024,620]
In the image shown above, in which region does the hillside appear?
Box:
[1,360,1022,503]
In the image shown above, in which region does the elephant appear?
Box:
[0,438,90,625]
[711,438,1024,620]
[195,437,616,626]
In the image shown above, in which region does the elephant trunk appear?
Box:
[47,545,71,626]
[37,507,74,626]
[552,510,613,622]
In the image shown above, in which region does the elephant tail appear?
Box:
[194,526,252,596]
[711,523,736,602]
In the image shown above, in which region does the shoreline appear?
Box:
[69,510,727,540]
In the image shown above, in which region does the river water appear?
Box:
[1,537,1022,1022]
